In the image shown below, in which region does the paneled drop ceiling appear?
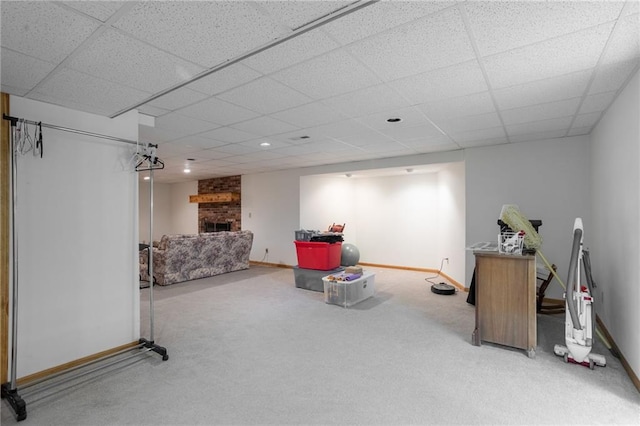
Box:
[2,1,639,183]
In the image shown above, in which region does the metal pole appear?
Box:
[9,125,19,390]
[149,167,154,342]
[2,114,139,146]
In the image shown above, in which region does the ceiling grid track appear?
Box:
[457,2,512,145]
[110,0,380,119]
[564,2,634,137]
[25,2,140,98]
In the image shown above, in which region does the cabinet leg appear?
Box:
[527,347,536,359]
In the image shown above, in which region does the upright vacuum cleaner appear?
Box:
[553,218,606,369]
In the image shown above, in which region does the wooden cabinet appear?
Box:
[472,252,536,358]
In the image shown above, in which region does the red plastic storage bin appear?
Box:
[294,241,342,270]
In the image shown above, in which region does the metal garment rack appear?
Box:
[1,113,168,422]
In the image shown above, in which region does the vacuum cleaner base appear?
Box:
[554,344,606,369]
[431,282,456,295]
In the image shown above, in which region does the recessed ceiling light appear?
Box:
[260,142,271,147]
[183,168,191,173]
[143,176,150,181]
[387,118,402,123]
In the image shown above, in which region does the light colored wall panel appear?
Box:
[10,96,139,377]
[590,69,639,380]
[464,135,591,295]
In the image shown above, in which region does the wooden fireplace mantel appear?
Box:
[189,192,240,203]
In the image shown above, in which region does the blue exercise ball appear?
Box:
[341,243,360,266]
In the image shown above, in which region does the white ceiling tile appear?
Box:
[402,135,459,151]
[435,112,502,134]
[572,112,602,129]
[156,141,202,157]
[456,137,508,148]
[1,84,29,97]
[231,116,300,136]
[186,64,262,96]
[228,150,285,163]
[25,91,112,116]
[464,1,624,57]
[335,131,396,147]
[589,58,639,94]
[200,127,259,144]
[501,98,581,126]
[307,119,379,139]
[1,2,99,63]
[323,1,457,45]
[67,29,205,94]
[389,60,488,104]
[212,143,263,156]
[61,1,126,22]
[139,125,183,144]
[579,91,617,114]
[137,104,171,117]
[450,126,507,143]
[243,29,340,75]
[623,0,639,16]
[271,102,348,128]
[177,97,261,126]
[1,48,57,93]
[31,68,151,117]
[483,22,614,89]
[359,143,415,155]
[348,7,475,81]
[493,69,592,110]
[321,84,412,118]
[378,123,444,142]
[509,129,568,144]
[270,49,382,99]
[598,12,640,66]
[505,116,573,137]
[356,106,432,130]
[238,138,291,150]
[306,139,355,153]
[417,91,496,121]
[218,77,312,114]
[113,1,288,68]
[567,126,592,137]
[190,149,235,161]
[154,112,220,136]
[273,144,317,156]
[147,88,209,112]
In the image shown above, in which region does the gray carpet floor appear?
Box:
[3,265,639,425]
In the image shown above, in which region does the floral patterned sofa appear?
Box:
[140,231,253,286]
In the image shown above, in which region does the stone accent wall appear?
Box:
[197,175,241,232]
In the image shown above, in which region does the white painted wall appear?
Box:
[243,150,465,277]
[590,69,639,379]
[299,163,466,281]
[170,181,198,235]
[354,173,440,266]
[10,96,139,377]
[139,181,171,243]
[437,161,466,277]
[138,180,197,242]
[464,136,591,296]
